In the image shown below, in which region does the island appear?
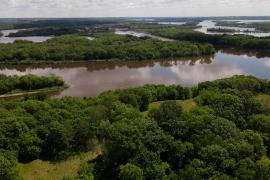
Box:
[147,26,270,50]
[0,34,215,63]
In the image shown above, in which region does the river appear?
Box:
[0,49,269,98]
[196,20,270,37]
[115,30,175,41]
[0,29,53,43]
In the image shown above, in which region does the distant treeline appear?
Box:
[215,21,270,33]
[0,74,64,95]
[8,27,79,37]
[207,28,239,33]
[7,26,115,37]
[149,28,270,50]
[0,34,215,62]
[12,19,118,29]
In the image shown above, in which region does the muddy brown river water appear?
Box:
[0,49,270,98]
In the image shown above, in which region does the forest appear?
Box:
[207,28,240,33]
[0,74,64,95]
[1,75,270,179]
[0,34,214,62]
[148,27,270,50]
[11,19,119,29]
[8,27,80,37]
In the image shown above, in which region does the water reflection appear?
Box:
[0,29,53,43]
[115,30,175,41]
[158,22,186,25]
[0,56,212,72]
[0,51,269,98]
[217,48,270,58]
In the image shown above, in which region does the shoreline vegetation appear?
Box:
[147,27,270,50]
[1,75,270,179]
[0,86,67,100]
[7,27,80,37]
[1,21,270,64]
[207,28,239,33]
[215,21,270,33]
[0,74,65,99]
[206,28,254,33]
[0,54,214,65]
[0,34,215,63]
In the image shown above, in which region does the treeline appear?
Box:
[207,28,239,33]
[8,27,79,37]
[13,19,118,29]
[197,75,270,94]
[1,75,270,179]
[0,74,64,95]
[149,28,270,50]
[7,26,115,37]
[215,21,270,33]
[0,34,215,62]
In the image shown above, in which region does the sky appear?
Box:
[0,0,270,17]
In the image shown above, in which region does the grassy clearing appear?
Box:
[256,94,270,108]
[144,99,196,115]
[18,147,101,180]
[0,86,67,101]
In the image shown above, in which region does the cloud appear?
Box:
[265,60,270,68]
[0,0,269,17]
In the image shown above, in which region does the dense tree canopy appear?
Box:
[1,75,270,179]
[8,27,80,37]
[149,27,270,50]
[0,74,64,95]
[0,34,214,62]
[0,150,20,180]
[215,21,270,33]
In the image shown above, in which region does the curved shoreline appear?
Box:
[0,86,68,100]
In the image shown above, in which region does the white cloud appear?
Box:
[0,0,269,17]
[265,60,270,68]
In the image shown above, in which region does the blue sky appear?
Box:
[1,0,269,17]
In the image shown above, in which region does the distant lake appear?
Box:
[115,30,175,41]
[196,20,270,37]
[0,29,53,43]
[158,22,186,25]
[0,49,269,98]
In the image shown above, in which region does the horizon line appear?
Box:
[1,15,270,19]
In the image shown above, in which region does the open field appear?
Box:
[18,147,101,180]
[144,99,197,115]
[256,94,270,108]
[0,86,67,100]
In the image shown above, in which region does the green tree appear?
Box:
[41,121,70,160]
[256,156,270,180]
[149,100,182,131]
[0,150,19,180]
[235,158,256,180]
[119,163,143,180]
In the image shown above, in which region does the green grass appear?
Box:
[0,86,67,101]
[0,23,13,30]
[18,147,101,180]
[144,99,196,115]
[256,94,270,108]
